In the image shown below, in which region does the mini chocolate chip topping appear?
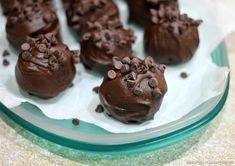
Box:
[20,34,65,72]
[86,16,123,31]
[2,50,10,57]
[81,23,135,55]
[150,4,202,35]
[70,0,107,16]
[3,59,10,66]
[106,56,166,97]
[7,3,57,26]
[107,70,117,79]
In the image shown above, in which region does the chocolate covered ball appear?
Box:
[0,0,54,15]
[126,0,178,27]
[80,21,135,75]
[144,5,202,64]
[66,0,119,35]
[6,2,60,50]
[15,33,77,98]
[99,56,167,124]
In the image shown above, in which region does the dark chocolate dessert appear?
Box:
[80,21,135,75]
[66,0,119,35]
[6,2,60,50]
[126,0,178,27]
[99,56,167,124]
[0,0,54,15]
[15,33,77,98]
[144,5,202,64]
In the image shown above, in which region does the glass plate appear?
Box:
[0,42,229,154]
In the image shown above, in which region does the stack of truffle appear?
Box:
[0,0,202,124]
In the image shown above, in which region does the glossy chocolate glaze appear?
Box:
[99,56,167,124]
[126,0,178,27]
[66,0,119,35]
[6,2,60,50]
[80,20,135,75]
[144,5,202,64]
[15,33,77,98]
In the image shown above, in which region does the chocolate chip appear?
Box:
[51,35,58,45]
[82,33,91,41]
[43,12,55,23]
[2,50,10,57]
[127,71,137,80]
[95,104,104,113]
[49,56,58,65]
[152,88,162,97]
[37,44,47,53]
[50,64,59,71]
[137,65,147,74]
[21,43,30,51]
[113,59,123,70]
[144,56,154,68]
[107,70,117,80]
[180,72,188,79]
[53,50,61,57]
[122,57,131,64]
[120,40,127,46]
[120,64,130,74]
[22,51,32,60]
[92,86,100,93]
[148,78,158,88]
[8,16,18,25]
[158,64,166,73]
[127,80,136,88]
[133,86,143,96]
[72,118,80,126]
[3,59,9,66]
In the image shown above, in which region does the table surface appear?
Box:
[0,34,235,166]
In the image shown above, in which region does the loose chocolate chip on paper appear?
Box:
[180,72,188,79]
[107,70,117,79]
[92,86,100,93]
[2,50,10,57]
[3,59,10,66]
[95,104,104,113]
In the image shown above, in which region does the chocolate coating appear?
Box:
[80,21,135,75]
[0,0,54,15]
[6,2,60,50]
[66,0,119,35]
[15,33,77,98]
[99,56,167,124]
[126,0,178,27]
[144,5,202,64]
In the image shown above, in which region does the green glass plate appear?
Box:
[0,42,229,154]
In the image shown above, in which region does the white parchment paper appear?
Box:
[0,0,231,133]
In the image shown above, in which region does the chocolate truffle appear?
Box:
[6,2,60,50]
[80,21,135,75]
[15,33,77,98]
[99,56,168,124]
[126,0,178,27]
[144,5,202,64]
[0,0,54,15]
[66,0,119,35]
